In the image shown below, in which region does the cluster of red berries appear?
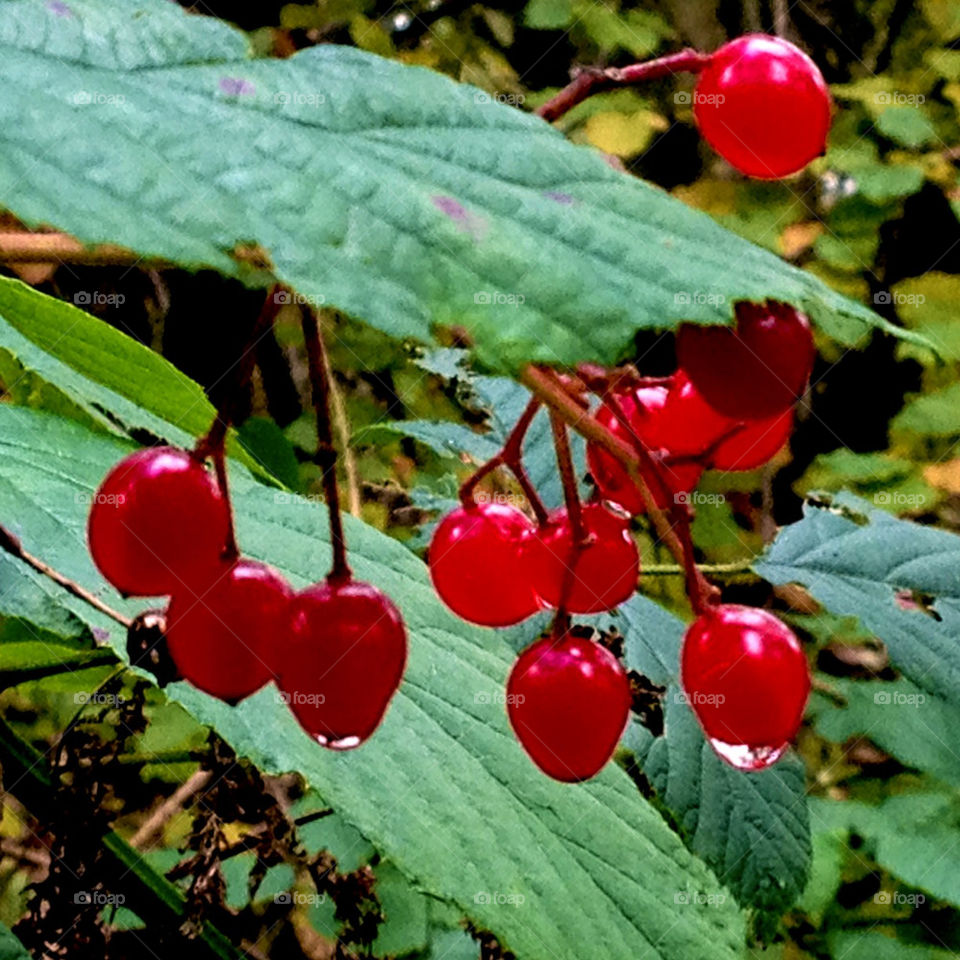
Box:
[429,300,814,780]
[693,34,832,179]
[87,447,406,750]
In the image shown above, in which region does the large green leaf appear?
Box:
[0,0,922,374]
[613,595,811,916]
[0,404,746,960]
[756,495,960,706]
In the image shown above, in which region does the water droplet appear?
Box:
[316,733,362,751]
[709,738,788,771]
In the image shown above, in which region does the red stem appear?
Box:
[302,310,352,583]
[537,48,711,123]
[460,399,549,525]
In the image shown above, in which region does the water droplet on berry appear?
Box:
[708,738,788,772]
[317,734,363,751]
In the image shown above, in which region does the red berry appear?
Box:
[676,301,815,420]
[280,579,407,750]
[526,503,638,613]
[166,558,292,703]
[587,386,703,514]
[710,409,793,472]
[507,633,631,782]
[429,503,540,626]
[664,372,793,470]
[693,34,831,179]
[88,447,230,596]
[681,604,810,770]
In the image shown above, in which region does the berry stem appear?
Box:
[600,391,713,615]
[520,364,719,614]
[194,286,285,562]
[459,398,549,525]
[301,309,352,583]
[537,48,710,123]
[0,522,131,627]
[549,412,588,633]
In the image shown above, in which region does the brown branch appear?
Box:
[129,770,213,850]
[519,365,719,612]
[0,523,130,627]
[0,231,166,267]
[537,48,710,123]
[302,310,352,582]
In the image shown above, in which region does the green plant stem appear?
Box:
[301,309,352,583]
[640,559,758,577]
[537,48,710,122]
[549,412,587,635]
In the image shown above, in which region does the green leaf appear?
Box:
[0,0,922,374]
[828,931,956,960]
[874,106,936,147]
[756,495,960,707]
[0,278,263,473]
[0,404,746,960]
[613,595,812,915]
[814,789,960,909]
[811,676,960,787]
[371,861,430,958]
[0,641,116,686]
[523,0,572,29]
[0,922,30,960]
[893,382,960,438]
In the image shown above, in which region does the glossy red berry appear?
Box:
[526,503,638,613]
[507,633,631,782]
[429,503,540,626]
[676,301,815,420]
[88,447,230,596]
[587,386,703,514]
[166,559,292,703]
[280,579,407,750]
[681,604,810,770]
[664,372,793,471]
[694,34,831,179]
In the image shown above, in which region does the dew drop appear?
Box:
[708,738,788,771]
[315,733,362,751]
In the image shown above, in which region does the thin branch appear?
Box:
[129,770,213,850]
[302,310,352,582]
[0,231,166,267]
[460,398,549,525]
[537,48,710,123]
[324,345,362,517]
[519,365,719,613]
[0,523,130,627]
